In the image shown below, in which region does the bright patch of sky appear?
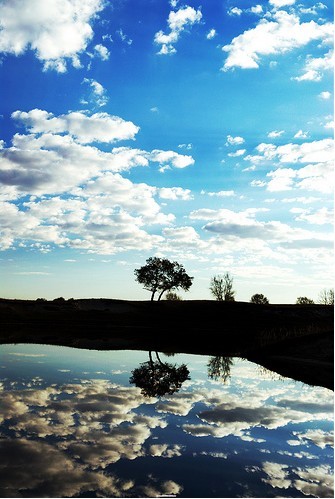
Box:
[0,0,333,303]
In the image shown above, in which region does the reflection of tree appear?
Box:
[207,356,234,384]
[129,351,190,397]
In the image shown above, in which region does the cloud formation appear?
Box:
[154,5,202,55]
[222,11,333,70]
[0,0,105,72]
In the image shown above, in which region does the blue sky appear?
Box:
[0,0,333,302]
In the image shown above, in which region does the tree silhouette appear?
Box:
[207,356,234,384]
[210,273,235,301]
[129,351,190,397]
[318,288,334,305]
[296,296,315,305]
[250,293,269,304]
[134,257,193,301]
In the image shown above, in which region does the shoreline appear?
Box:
[0,298,333,390]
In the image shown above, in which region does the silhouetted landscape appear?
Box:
[0,297,333,390]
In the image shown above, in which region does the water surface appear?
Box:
[0,344,333,497]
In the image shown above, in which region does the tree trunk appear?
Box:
[157,289,167,301]
[151,290,156,301]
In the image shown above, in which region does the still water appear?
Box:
[0,344,333,498]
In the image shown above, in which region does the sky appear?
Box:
[0,0,333,303]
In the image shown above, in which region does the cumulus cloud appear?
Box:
[266,161,334,194]
[226,135,245,145]
[222,11,333,70]
[293,50,334,82]
[94,43,110,60]
[228,7,243,16]
[12,109,139,144]
[319,91,331,100]
[245,138,333,170]
[0,0,105,72]
[154,5,202,55]
[158,187,193,200]
[290,207,333,225]
[0,110,195,254]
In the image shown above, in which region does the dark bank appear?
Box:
[0,298,333,390]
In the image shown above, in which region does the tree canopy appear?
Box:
[134,257,193,301]
[296,296,315,305]
[250,293,269,304]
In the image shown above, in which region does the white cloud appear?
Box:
[206,29,216,40]
[290,207,333,225]
[294,50,334,82]
[206,190,236,197]
[294,130,308,139]
[228,7,243,16]
[222,11,333,70]
[250,5,263,14]
[154,5,202,55]
[82,78,109,108]
[12,109,140,144]
[0,0,105,72]
[226,135,245,146]
[0,110,196,254]
[150,149,194,169]
[319,91,331,100]
[94,44,110,60]
[266,161,334,193]
[324,120,334,129]
[228,149,246,157]
[246,138,333,164]
[267,130,284,138]
[269,0,296,7]
[159,187,193,200]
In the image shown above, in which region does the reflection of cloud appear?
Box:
[293,429,334,449]
[0,438,182,498]
[260,462,334,497]
[261,461,291,489]
[156,391,203,416]
[293,465,334,498]
[149,444,183,458]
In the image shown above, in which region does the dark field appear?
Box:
[0,298,333,390]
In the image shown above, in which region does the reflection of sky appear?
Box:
[0,344,333,498]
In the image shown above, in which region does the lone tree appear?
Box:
[296,296,314,305]
[210,272,235,301]
[318,288,334,305]
[250,293,269,304]
[134,257,193,301]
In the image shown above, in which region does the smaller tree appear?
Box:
[210,272,235,301]
[296,296,315,305]
[209,275,225,301]
[318,288,334,305]
[165,291,182,301]
[250,293,269,305]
